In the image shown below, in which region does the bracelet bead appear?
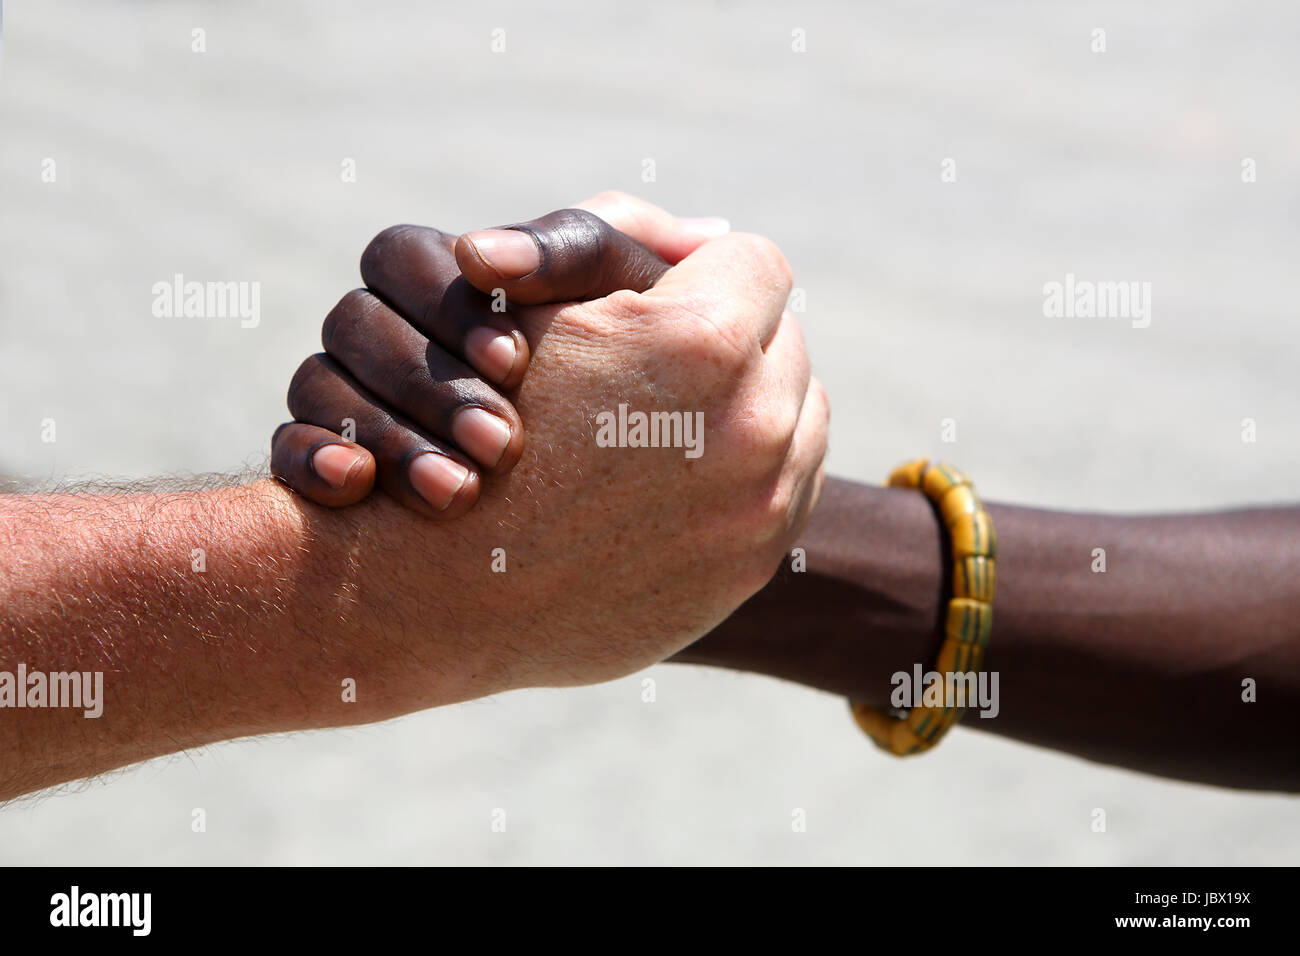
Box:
[850,459,997,756]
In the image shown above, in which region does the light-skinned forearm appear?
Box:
[0,480,478,800]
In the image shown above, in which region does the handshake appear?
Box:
[3,192,1289,798]
[270,191,829,700]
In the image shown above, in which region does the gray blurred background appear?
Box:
[1,0,1297,864]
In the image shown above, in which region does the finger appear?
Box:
[644,232,793,350]
[758,311,813,413]
[287,353,483,519]
[359,225,530,389]
[572,191,730,265]
[270,423,376,507]
[785,377,831,536]
[321,289,524,474]
[752,375,829,582]
[455,208,671,306]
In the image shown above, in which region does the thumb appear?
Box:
[454,208,670,306]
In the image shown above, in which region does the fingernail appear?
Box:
[312,444,363,490]
[679,216,731,238]
[464,326,519,384]
[464,229,541,279]
[452,407,512,468]
[408,452,470,510]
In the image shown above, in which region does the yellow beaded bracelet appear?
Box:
[850,458,997,756]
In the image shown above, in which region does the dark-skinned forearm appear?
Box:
[672,477,1300,791]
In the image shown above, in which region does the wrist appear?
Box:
[90,480,473,746]
[672,477,946,706]
[284,488,507,721]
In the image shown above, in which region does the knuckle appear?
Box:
[712,395,800,476]
[286,354,331,416]
[582,191,658,239]
[656,292,753,368]
[373,424,424,465]
[732,232,794,296]
[811,377,831,428]
[388,351,433,410]
[550,207,610,252]
[321,289,382,353]
[600,288,657,324]
[359,224,440,279]
[556,288,657,344]
[735,478,799,565]
[781,311,807,349]
[732,522,789,594]
[752,403,801,460]
[269,423,301,472]
[762,480,798,532]
[360,225,412,276]
[707,398,785,473]
[796,383,831,463]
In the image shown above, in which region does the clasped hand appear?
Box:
[270,191,829,692]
